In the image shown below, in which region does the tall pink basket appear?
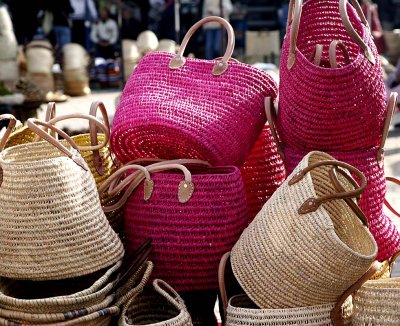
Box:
[278,0,387,152]
[111,16,277,166]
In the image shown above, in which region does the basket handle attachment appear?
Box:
[329,40,351,68]
[385,176,400,218]
[169,16,235,76]
[289,160,367,216]
[0,114,17,152]
[153,279,187,309]
[265,97,284,161]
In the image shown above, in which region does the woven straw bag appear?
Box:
[0,31,17,61]
[111,16,278,166]
[278,0,386,152]
[26,40,54,74]
[231,151,377,308]
[63,43,89,70]
[270,93,400,262]
[119,279,192,326]
[0,115,124,280]
[99,160,248,291]
[137,30,159,54]
[218,253,380,326]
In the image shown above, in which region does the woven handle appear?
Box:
[27,118,88,171]
[377,92,398,165]
[385,177,400,218]
[0,114,17,152]
[265,97,284,161]
[330,261,380,326]
[289,159,367,214]
[218,251,231,316]
[153,279,186,309]
[329,40,351,68]
[169,16,235,76]
[287,0,374,69]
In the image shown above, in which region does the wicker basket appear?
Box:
[231,151,377,308]
[119,279,192,326]
[0,116,124,280]
[63,43,89,71]
[27,72,54,93]
[26,40,54,74]
[0,31,18,61]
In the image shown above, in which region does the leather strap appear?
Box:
[330,261,380,326]
[377,92,398,165]
[169,16,235,76]
[339,0,375,64]
[329,40,351,68]
[311,44,324,66]
[0,114,17,152]
[329,167,369,227]
[389,250,400,276]
[385,176,400,218]
[45,102,57,139]
[218,252,231,316]
[265,97,285,161]
[289,160,367,214]
[27,118,88,171]
[153,279,186,309]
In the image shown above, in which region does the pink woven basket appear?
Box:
[99,161,248,291]
[111,16,277,166]
[278,0,387,152]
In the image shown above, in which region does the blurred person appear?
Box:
[90,8,118,59]
[202,0,233,60]
[44,0,74,49]
[158,0,175,40]
[70,0,97,49]
[121,6,144,40]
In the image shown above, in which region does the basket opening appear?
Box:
[308,152,376,257]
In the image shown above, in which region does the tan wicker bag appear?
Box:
[119,279,192,326]
[219,252,380,326]
[0,115,124,280]
[231,151,377,308]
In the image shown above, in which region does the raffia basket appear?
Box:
[63,68,90,96]
[0,116,124,280]
[231,151,377,308]
[119,279,192,326]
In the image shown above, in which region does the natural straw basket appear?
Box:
[231,151,377,308]
[218,253,380,326]
[0,116,124,280]
[119,279,192,326]
[111,16,278,166]
[278,0,386,152]
[99,160,248,291]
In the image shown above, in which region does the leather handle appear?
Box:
[153,279,186,309]
[289,159,367,214]
[377,92,398,165]
[330,261,380,326]
[218,251,231,316]
[0,114,17,152]
[169,16,235,76]
[339,0,375,64]
[310,44,324,66]
[27,118,88,171]
[385,176,400,218]
[329,40,351,68]
[33,102,59,142]
[265,97,285,161]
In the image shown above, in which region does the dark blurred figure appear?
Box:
[121,6,143,40]
[158,0,175,40]
[5,0,42,45]
[70,0,97,49]
[44,0,74,49]
[91,8,118,59]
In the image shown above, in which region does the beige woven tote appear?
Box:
[231,151,377,308]
[0,116,124,280]
[119,279,192,326]
[219,252,380,326]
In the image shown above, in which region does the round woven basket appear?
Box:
[0,59,19,82]
[63,68,90,96]
[231,151,377,308]
[0,6,14,32]
[63,43,89,71]
[137,31,159,54]
[0,31,17,61]
[278,0,386,152]
[27,72,54,93]
[0,117,124,280]
[119,279,192,326]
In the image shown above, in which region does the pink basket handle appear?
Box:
[153,279,186,309]
[169,16,235,76]
[331,261,380,326]
[289,159,367,217]
[0,114,17,152]
[377,92,398,165]
[27,118,88,171]
[329,40,351,68]
[265,97,285,161]
[385,177,400,218]
[339,0,375,64]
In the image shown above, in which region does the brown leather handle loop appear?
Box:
[169,16,235,76]
[265,97,285,161]
[153,279,186,309]
[218,252,231,316]
[377,92,398,165]
[385,176,400,218]
[289,159,367,214]
[339,0,375,64]
[329,40,351,68]
[0,114,17,152]
[330,261,380,326]
[27,118,88,171]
